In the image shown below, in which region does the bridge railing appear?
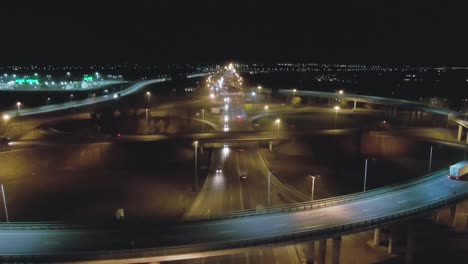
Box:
[4,186,466,263]
[187,169,448,221]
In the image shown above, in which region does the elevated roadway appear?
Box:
[0,169,466,263]
[279,89,468,129]
[1,74,467,262]
[2,78,169,117]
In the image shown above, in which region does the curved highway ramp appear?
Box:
[0,169,467,263]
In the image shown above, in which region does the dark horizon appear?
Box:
[2,1,468,66]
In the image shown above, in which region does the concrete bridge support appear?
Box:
[405,222,416,264]
[415,111,421,121]
[330,236,342,264]
[458,125,463,142]
[314,239,326,264]
[373,228,381,247]
[387,228,396,255]
[448,205,457,228]
[306,241,315,263]
[433,210,440,223]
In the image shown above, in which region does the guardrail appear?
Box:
[0,170,449,232]
[2,184,465,263]
[187,169,448,221]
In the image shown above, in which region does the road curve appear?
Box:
[3,79,169,117]
[0,170,466,263]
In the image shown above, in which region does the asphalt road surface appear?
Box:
[0,170,465,262]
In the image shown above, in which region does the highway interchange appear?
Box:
[0,67,467,263]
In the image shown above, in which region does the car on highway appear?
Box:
[240,174,247,180]
[216,167,222,174]
[0,137,12,147]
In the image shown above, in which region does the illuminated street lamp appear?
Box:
[2,114,10,128]
[338,90,343,101]
[334,105,340,129]
[264,105,269,120]
[16,101,22,112]
[145,92,151,125]
[146,91,151,105]
[209,93,215,103]
[309,175,319,201]
[193,140,199,191]
[275,118,281,134]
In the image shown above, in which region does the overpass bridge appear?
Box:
[0,169,466,263]
[1,84,468,263]
[2,78,170,118]
[280,89,468,143]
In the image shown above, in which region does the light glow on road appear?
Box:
[221,145,230,159]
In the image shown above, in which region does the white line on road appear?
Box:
[299,224,324,230]
[362,208,373,212]
[397,200,407,204]
[274,223,288,227]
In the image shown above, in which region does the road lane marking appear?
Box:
[219,230,234,234]
[397,200,407,203]
[274,223,287,227]
[299,224,324,230]
[362,208,373,212]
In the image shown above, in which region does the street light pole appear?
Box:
[193,141,198,192]
[428,145,433,174]
[445,113,450,141]
[264,105,269,120]
[258,86,262,101]
[275,119,280,134]
[1,184,9,222]
[310,175,317,201]
[2,114,9,130]
[268,172,271,207]
[363,158,368,193]
[16,102,22,131]
[334,106,340,129]
[202,109,205,132]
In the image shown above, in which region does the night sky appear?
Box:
[2,1,467,65]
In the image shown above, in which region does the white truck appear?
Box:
[448,161,468,180]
